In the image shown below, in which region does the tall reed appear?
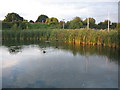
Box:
[2,29,119,48]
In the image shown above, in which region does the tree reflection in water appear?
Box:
[2,40,119,63]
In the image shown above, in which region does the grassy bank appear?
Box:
[2,29,119,48]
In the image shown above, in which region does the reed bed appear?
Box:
[2,29,119,48]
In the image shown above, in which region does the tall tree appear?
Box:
[97,20,111,29]
[110,23,117,29]
[29,20,34,23]
[69,17,83,29]
[36,14,48,23]
[84,18,96,28]
[3,12,24,22]
[65,21,70,29]
[59,21,65,29]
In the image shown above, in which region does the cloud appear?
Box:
[0,0,118,23]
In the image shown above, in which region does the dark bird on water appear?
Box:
[43,51,46,53]
[10,49,15,52]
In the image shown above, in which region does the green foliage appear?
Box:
[11,23,18,30]
[69,17,83,29]
[2,21,29,30]
[59,21,64,29]
[29,20,34,23]
[65,21,70,29]
[84,18,95,24]
[84,18,96,28]
[110,23,117,29]
[2,12,28,30]
[2,22,13,29]
[2,29,119,48]
[19,21,29,29]
[97,20,111,29]
[36,14,48,23]
[2,12,118,30]
[28,23,50,29]
[46,17,59,25]
[3,12,24,22]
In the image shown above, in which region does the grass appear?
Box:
[2,28,119,48]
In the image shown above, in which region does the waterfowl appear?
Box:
[10,49,15,52]
[43,51,46,53]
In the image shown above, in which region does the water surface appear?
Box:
[2,41,118,88]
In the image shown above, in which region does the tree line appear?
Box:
[2,12,119,30]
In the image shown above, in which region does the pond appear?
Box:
[1,40,119,88]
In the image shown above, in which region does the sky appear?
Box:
[0,0,119,23]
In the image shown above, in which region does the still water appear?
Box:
[1,41,118,88]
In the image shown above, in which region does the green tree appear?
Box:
[36,14,48,23]
[69,17,83,29]
[97,20,111,29]
[65,21,70,29]
[110,23,117,29]
[46,17,59,25]
[103,20,111,25]
[3,12,24,22]
[84,18,96,28]
[59,21,64,28]
[29,20,34,23]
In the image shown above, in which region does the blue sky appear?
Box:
[0,0,119,23]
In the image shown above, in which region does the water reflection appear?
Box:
[2,40,119,62]
[8,46,22,54]
[2,40,119,88]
